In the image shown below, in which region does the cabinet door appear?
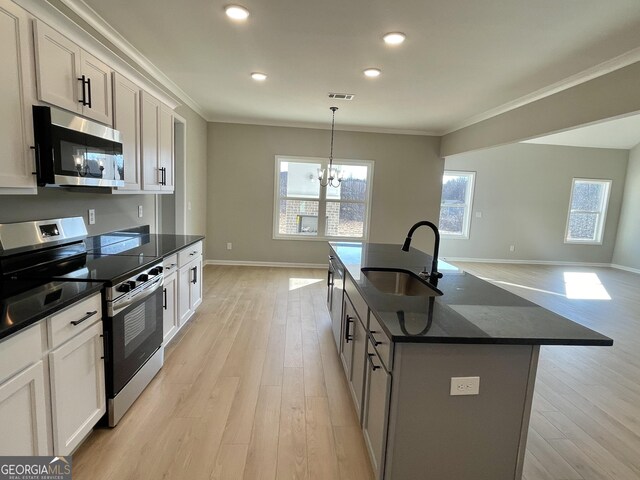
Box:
[363,341,391,480]
[33,20,82,114]
[80,50,113,125]
[189,256,203,311]
[349,314,367,421]
[163,272,178,344]
[140,90,162,191]
[0,361,49,455]
[159,104,174,192]
[340,298,355,377]
[0,0,36,192]
[113,72,141,191]
[178,262,193,326]
[49,321,105,455]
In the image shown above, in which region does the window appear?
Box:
[274,156,374,240]
[439,171,475,238]
[565,178,611,244]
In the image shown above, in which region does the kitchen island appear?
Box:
[328,242,612,480]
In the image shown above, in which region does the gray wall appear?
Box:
[0,188,156,235]
[177,105,208,237]
[440,143,628,264]
[207,123,443,264]
[612,143,640,270]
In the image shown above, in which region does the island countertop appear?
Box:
[330,242,613,346]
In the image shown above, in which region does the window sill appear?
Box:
[273,234,368,242]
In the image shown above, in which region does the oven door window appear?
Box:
[109,287,162,396]
[52,125,124,181]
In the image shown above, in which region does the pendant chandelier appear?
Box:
[318,106,343,188]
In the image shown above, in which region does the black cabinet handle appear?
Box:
[78,75,88,105]
[367,353,381,371]
[192,266,198,284]
[163,287,167,310]
[345,315,354,343]
[86,77,92,108]
[101,331,109,362]
[327,269,334,287]
[70,310,98,326]
[369,330,381,347]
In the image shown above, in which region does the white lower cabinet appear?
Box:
[177,241,203,327]
[0,361,49,455]
[362,339,391,479]
[162,271,178,344]
[0,292,106,456]
[49,320,105,455]
[178,256,203,325]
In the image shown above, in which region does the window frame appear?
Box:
[564,178,612,245]
[273,155,374,241]
[439,170,476,240]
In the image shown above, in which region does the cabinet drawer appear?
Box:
[368,314,392,372]
[48,293,102,349]
[0,323,45,384]
[163,254,178,274]
[344,276,368,323]
[178,241,202,267]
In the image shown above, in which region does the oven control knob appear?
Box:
[128,280,137,289]
[118,283,132,293]
[137,274,149,282]
[149,267,162,276]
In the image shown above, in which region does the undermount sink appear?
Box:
[361,268,443,297]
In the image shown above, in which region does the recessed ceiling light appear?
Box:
[251,72,267,81]
[363,68,381,78]
[383,32,406,45]
[225,5,250,21]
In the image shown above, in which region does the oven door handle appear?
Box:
[111,277,164,316]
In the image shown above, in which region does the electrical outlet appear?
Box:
[509,245,515,252]
[138,205,143,218]
[188,201,192,211]
[226,242,232,250]
[88,209,96,225]
[450,376,480,396]
[475,211,482,218]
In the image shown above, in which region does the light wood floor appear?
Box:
[455,262,640,480]
[73,265,374,480]
[72,263,640,480]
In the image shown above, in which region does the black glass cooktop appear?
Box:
[48,253,160,285]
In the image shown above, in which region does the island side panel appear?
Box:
[385,343,538,480]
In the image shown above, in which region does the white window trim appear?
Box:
[273,155,375,241]
[440,170,476,240]
[564,178,612,245]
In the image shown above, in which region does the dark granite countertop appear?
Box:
[330,242,613,346]
[85,232,204,258]
[0,281,103,342]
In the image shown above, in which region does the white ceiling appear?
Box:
[77,0,640,134]
[523,114,640,150]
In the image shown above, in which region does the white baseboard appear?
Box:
[442,257,612,268]
[610,264,640,275]
[205,259,326,269]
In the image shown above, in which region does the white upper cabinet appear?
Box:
[113,72,141,191]
[141,90,174,193]
[0,0,37,193]
[33,20,113,125]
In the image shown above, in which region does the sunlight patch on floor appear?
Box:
[289,278,323,291]
[563,272,611,300]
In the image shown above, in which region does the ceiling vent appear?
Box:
[328,93,355,100]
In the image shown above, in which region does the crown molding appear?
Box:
[442,46,640,135]
[54,0,207,119]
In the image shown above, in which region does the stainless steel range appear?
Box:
[0,217,164,427]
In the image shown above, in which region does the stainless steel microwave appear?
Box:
[33,106,125,188]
